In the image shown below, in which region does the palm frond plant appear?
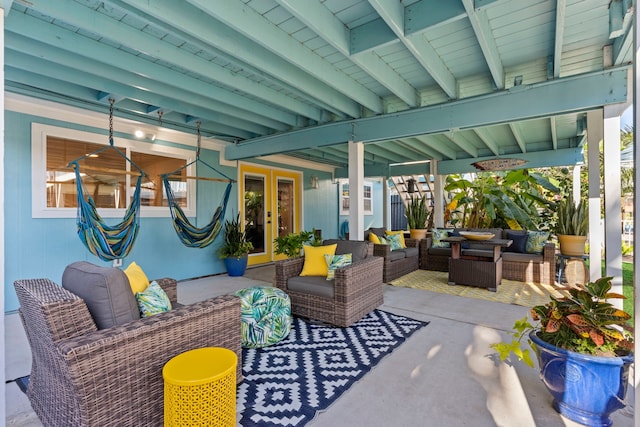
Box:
[444,169,557,230]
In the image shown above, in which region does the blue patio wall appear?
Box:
[5,111,372,312]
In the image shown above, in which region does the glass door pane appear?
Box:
[277,179,294,237]
[244,176,265,255]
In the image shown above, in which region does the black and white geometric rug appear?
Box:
[237,309,429,427]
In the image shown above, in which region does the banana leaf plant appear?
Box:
[444,169,559,230]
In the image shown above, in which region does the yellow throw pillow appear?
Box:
[368,232,381,244]
[385,230,407,248]
[300,244,337,276]
[124,261,150,294]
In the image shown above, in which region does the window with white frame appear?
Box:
[339,179,373,215]
[32,123,196,218]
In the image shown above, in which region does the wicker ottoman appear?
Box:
[234,286,292,348]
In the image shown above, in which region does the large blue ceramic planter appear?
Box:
[224,255,248,277]
[530,332,633,427]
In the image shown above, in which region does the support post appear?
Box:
[586,110,603,282]
[603,106,623,308]
[348,140,365,240]
[0,7,6,422]
[431,160,444,227]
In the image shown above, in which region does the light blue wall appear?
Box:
[4,110,346,312]
[302,171,339,240]
[4,110,245,311]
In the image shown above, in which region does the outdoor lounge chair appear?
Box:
[274,239,384,327]
[14,276,241,427]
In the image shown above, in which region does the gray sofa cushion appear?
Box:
[62,261,140,329]
[324,239,369,262]
[390,247,420,261]
[429,247,452,256]
[287,275,334,298]
[403,247,419,258]
[363,227,386,242]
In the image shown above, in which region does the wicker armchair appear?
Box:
[274,240,384,327]
[14,277,241,427]
[373,237,420,283]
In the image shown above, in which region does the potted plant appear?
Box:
[492,277,633,427]
[405,195,430,239]
[555,192,588,256]
[274,230,315,258]
[217,213,254,276]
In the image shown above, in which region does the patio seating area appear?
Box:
[5,265,635,426]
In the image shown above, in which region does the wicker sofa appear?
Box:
[364,228,420,283]
[14,275,241,427]
[274,239,384,327]
[420,227,555,285]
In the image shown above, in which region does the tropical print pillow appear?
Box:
[384,230,407,248]
[432,228,452,248]
[325,253,353,280]
[135,280,172,317]
[386,233,404,251]
[526,231,550,254]
[234,286,291,348]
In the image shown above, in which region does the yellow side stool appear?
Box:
[163,347,237,426]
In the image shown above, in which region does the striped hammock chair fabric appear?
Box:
[73,166,143,261]
[162,177,232,248]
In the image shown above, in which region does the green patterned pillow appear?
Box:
[325,253,353,280]
[378,236,387,244]
[526,231,550,254]
[135,280,172,317]
[432,228,452,248]
[386,233,404,251]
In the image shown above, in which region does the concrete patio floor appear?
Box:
[5,265,635,426]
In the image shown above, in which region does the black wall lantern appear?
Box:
[406,178,416,193]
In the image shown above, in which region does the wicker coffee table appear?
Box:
[444,237,512,292]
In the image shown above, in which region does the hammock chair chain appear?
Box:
[196,121,202,159]
[109,98,114,145]
[69,98,145,261]
[161,120,233,248]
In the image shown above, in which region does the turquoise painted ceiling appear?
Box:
[6,0,634,173]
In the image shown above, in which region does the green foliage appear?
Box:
[405,195,429,229]
[274,230,315,258]
[492,317,536,368]
[491,277,633,365]
[217,213,254,258]
[444,169,558,230]
[555,192,588,236]
[622,243,633,256]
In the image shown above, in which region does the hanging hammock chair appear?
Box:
[68,99,146,261]
[161,122,235,248]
